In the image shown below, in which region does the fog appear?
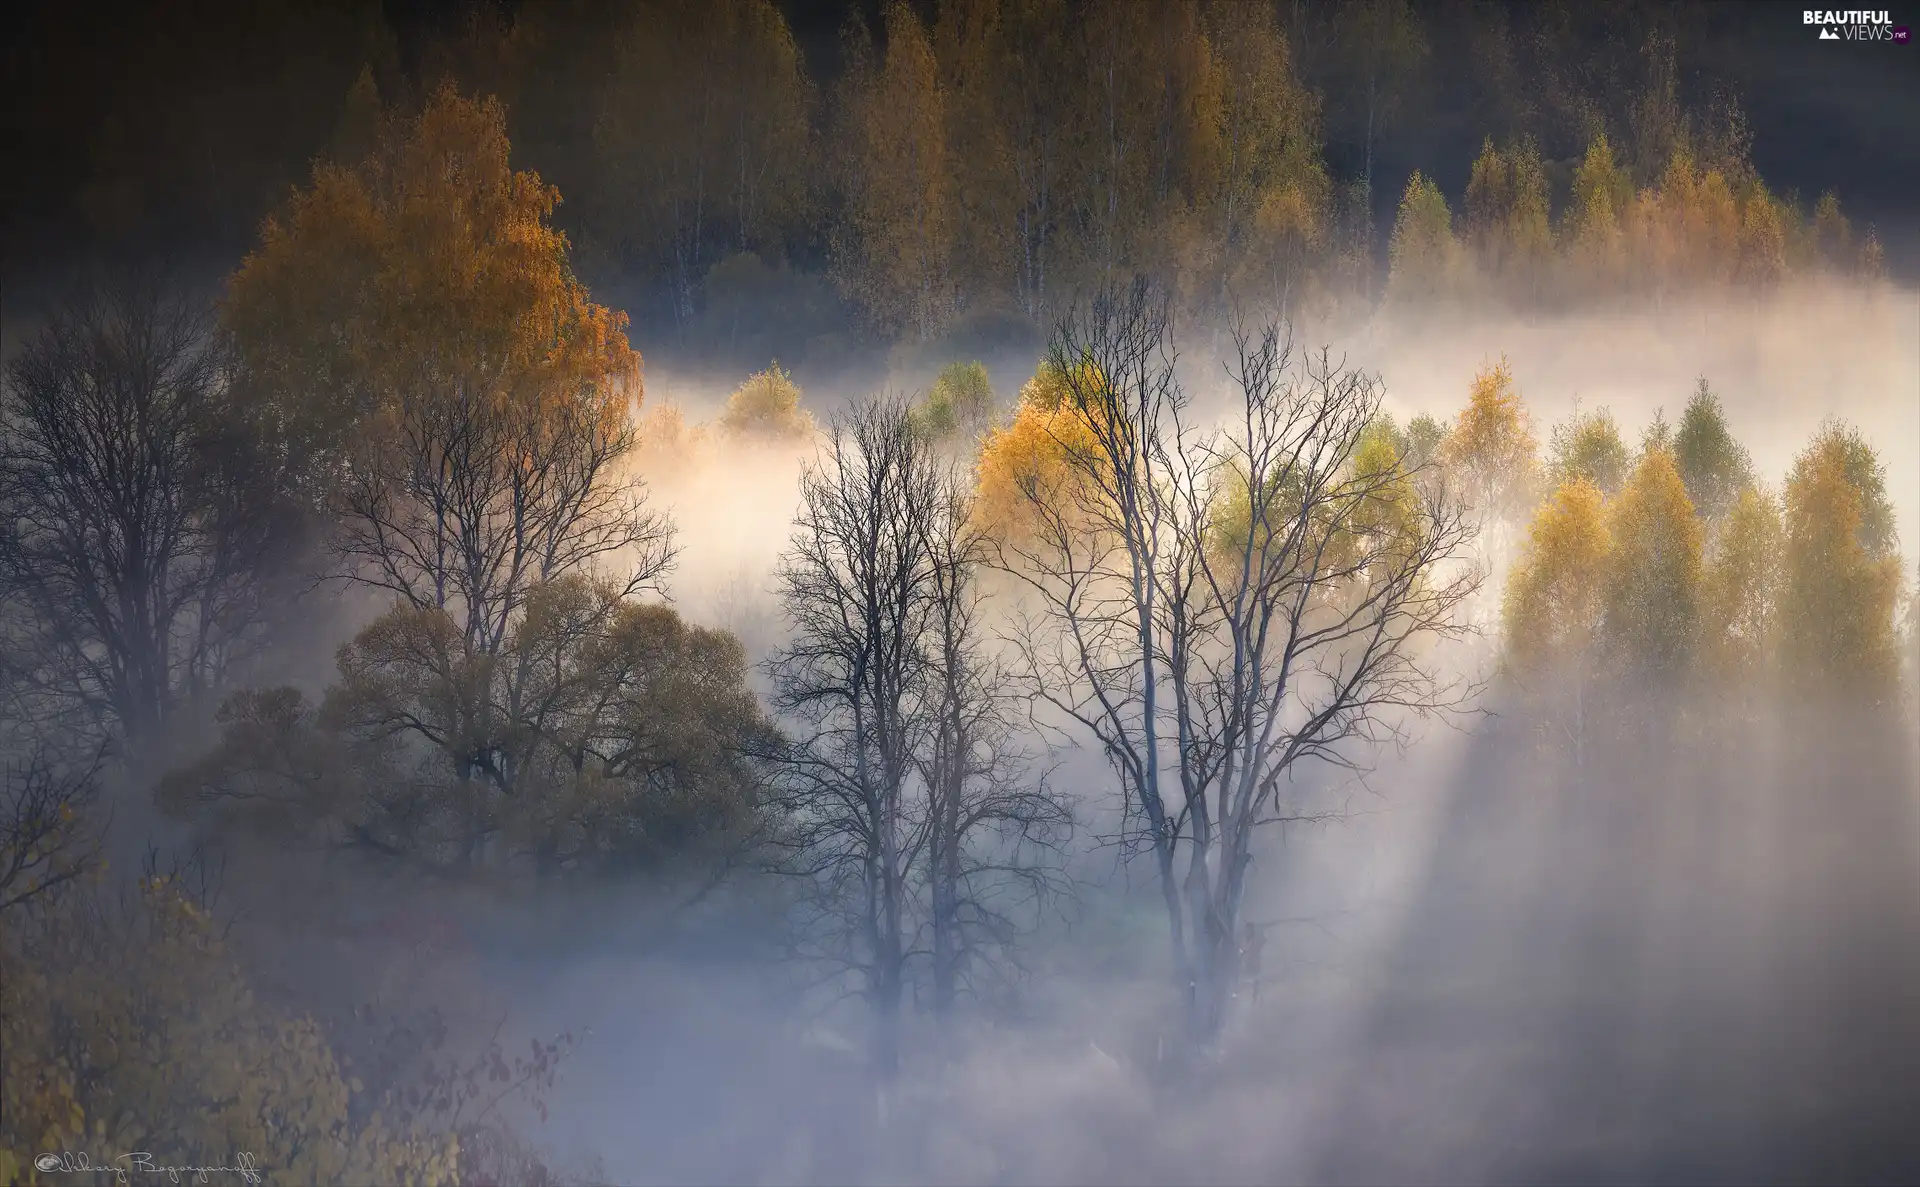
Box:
[402,280,1919,1185]
[8,3,1919,1180]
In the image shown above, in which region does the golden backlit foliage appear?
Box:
[1386,171,1458,304]
[1500,392,1908,723]
[1202,414,1427,593]
[1440,358,1538,525]
[1342,415,1428,575]
[1203,430,1427,596]
[1206,459,1305,570]
[1701,485,1782,685]
[229,80,673,662]
[1778,425,1903,699]
[287,3,1877,337]
[1,880,459,1187]
[720,363,817,445]
[1602,448,1705,682]
[1463,137,1552,292]
[971,358,1118,542]
[1504,478,1612,675]
[634,399,710,477]
[226,81,641,473]
[1565,133,1632,287]
[1385,122,1879,310]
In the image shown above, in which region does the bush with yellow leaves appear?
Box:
[719,363,817,445]
[0,877,460,1186]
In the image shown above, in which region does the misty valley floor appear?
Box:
[517,709,1920,1186]
[1304,714,1920,1186]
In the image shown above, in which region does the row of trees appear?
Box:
[577,0,1878,344]
[5,63,1909,1180]
[1408,366,1918,752]
[17,2,1891,363]
[593,0,1335,337]
[3,79,1494,1138]
[1389,130,1883,309]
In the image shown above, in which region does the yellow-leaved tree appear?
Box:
[1701,484,1782,693]
[1503,478,1612,759]
[1441,358,1539,542]
[1778,424,1904,702]
[972,358,1111,543]
[1463,137,1552,298]
[1387,170,1459,304]
[1565,133,1631,291]
[1603,447,1705,690]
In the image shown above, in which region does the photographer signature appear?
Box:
[32,1151,264,1186]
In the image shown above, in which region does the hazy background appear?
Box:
[4,2,1918,1184]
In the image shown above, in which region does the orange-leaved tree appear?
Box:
[226,80,671,655]
[972,357,1113,543]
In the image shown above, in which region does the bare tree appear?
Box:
[0,277,303,744]
[770,395,1071,1073]
[0,747,104,916]
[916,465,1072,1016]
[997,279,1481,1042]
[332,371,676,657]
[770,396,941,1078]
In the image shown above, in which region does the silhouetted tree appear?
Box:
[1,277,303,743]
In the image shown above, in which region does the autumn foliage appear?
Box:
[227,83,640,469]
[1490,368,1910,741]
[972,358,1113,542]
